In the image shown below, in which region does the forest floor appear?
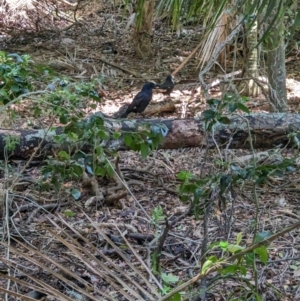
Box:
[1,1,300,301]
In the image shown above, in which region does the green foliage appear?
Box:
[288,131,300,149]
[0,52,41,104]
[167,292,182,301]
[63,209,76,217]
[178,93,294,217]
[152,205,166,223]
[177,155,294,218]
[3,135,20,152]
[202,95,249,131]
[160,273,179,294]
[197,233,271,300]
[123,124,168,159]
[30,67,166,196]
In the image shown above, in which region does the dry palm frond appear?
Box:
[0,212,162,301]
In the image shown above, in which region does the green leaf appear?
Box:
[177,170,193,180]
[161,273,179,284]
[59,114,68,124]
[98,130,109,140]
[218,116,231,124]
[72,164,83,177]
[236,232,242,245]
[71,188,81,200]
[245,252,255,265]
[220,175,232,194]
[140,143,150,159]
[113,132,121,139]
[180,183,198,194]
[254,231,273,243]
[8,53,24,62]
[237,102,250,113]
[219,241,228,251]
[33,107,42,117]
[193,188,202,203]
[58,151,70,160]
[201,257,217,273]
[11,84,20,92]
[63,209,76,217]
[207,98,220,107]
[180,195,189,202]
[95,166,106,176]
[202,109,216,120]
[89,90,100,100]
[168,292,182,301]
[220,265,247,275]
[254,245,268,264]
[228,103,238,112]
[123,134,132,146]
[0,90,8,97]
[227,244,243,253]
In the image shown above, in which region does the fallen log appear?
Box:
[113,99,176,118]
[0,113,299,160]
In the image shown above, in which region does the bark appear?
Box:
[113,99,176,118]
[1,113,300,160]
[266,0,288,112]
[218,11,230,69]
[244,16,261,97]
[133,0,155,58]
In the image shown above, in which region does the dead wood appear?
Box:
[1,113,300,160]
[113,99,176,118]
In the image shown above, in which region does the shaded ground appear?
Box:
[1,1,300,300]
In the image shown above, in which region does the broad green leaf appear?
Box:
[202,259,214,273]
[123,134,132,146]
[254,231,273,243]
[202,109,216,120]
[58,151,70,160]
[168,292,181,301]
[218,116,231,124]
[254,246,268,264]
[11,84,20,92]
[72,164,83,177]
[141,143,150,159]
[177,170,193,180]
[98,130,109,140]
[95,166,106,176]
[113,132,121,139]
[227,244,243,253]
[59,114,68,124]
[237,102,250,113]
[219,241,228,251]
[220,264,246,275]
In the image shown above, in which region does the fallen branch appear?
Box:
[0,113,300,160]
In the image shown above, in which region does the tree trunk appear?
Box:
[133,0,155,58]
[244,17,261,97]
[266,1,288,112]
[1,113,300,160]
[218,12,230,69]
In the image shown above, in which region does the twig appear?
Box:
[157,220,300,301]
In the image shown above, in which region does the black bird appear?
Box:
[121,82,157,118]
[158,74,175,94]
